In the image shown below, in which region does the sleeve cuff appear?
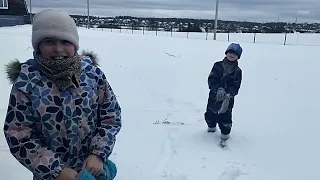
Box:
[91,150,107,163]
[51,162,66,179]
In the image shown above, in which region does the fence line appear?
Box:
[82,26,320,46]
[1,23,318,46]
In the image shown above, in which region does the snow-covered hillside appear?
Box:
[0,25,319,180]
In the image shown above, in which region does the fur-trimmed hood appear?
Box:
[5,50,99,84]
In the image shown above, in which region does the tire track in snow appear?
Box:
[156,128,188,180]
[156,128,176,177]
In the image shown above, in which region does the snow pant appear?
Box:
[204,90,234,135]
[204,109,232,135]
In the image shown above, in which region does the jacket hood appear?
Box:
[5,50,99,84]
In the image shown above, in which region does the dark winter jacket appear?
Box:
[207,58,242,112]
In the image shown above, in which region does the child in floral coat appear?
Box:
[3,9,121,180]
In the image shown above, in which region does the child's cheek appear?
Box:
[65,44,76,56]
[39,46,54,57]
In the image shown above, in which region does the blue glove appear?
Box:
[77,169,96,180]
[104,159,117,180]
[80,159,117,180]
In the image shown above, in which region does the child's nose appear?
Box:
[53,43,64,53]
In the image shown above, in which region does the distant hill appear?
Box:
[68,14,320,33]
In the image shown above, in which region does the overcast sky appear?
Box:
[27,0,320,23]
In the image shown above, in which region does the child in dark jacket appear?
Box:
[204,43,242,141]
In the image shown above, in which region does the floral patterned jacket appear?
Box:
[3,52,122,179]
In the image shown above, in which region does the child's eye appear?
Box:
[62,40,71,44]
[42,39,54,44]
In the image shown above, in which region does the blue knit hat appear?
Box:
[225,43,243,59]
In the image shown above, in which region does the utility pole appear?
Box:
[294,17,298,31]
[213,0,220,40]
[29,0,32,24]
[87,0,90,29]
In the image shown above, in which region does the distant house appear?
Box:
[0,0,29,27]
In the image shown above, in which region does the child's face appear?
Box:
[226,53,238,62]
[38,38,76,60]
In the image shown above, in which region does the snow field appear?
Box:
[0,25,319,180]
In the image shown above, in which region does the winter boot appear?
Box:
[207,127,216,133]
[220,133,230,140]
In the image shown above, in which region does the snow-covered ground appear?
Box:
[0,25,319,180]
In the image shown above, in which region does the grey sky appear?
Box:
[27,0,320,23]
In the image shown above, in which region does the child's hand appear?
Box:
[57,168,78,180]
[218,96,231,114]
[85,154,104,176]
[216,87,226,101]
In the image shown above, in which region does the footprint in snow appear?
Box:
[165,98,175,108]
[218,167,242,180]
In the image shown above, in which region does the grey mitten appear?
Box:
[218,94,231,114]
[216,87,226,101]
